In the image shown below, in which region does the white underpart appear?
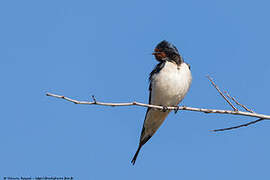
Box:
[143,61,192,136]
[151,61,192,106]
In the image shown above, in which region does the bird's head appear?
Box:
[152,40,183,65]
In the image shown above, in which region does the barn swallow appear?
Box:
[131,40,192,165]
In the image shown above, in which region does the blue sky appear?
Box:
[1,0,270,179]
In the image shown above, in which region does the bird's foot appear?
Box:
[174,106,180,114]
[162,106,169,112]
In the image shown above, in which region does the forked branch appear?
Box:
[46,76,269,132]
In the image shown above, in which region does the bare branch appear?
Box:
[46,92,270,120]
[46,76,269,132]
[224,91,255,113]
[207,76,238,111]
[211,118,264,132]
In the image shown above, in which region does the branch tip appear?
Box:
[207,76,238,111]
[212,118,265,132]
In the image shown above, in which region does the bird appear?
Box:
[131,40,192,165]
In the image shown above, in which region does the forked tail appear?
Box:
[131,144,142,165]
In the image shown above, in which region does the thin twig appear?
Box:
[46,92,270,120]
[207,76,238,111]
[211,118,264,132]
[224,91,254,113]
